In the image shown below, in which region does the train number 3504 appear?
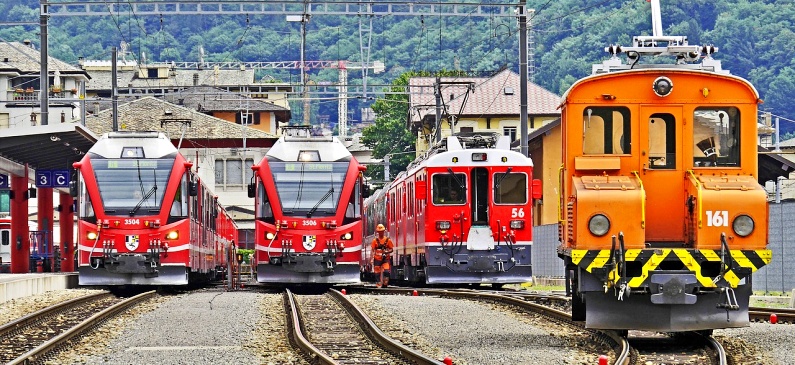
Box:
[705,210,729,227]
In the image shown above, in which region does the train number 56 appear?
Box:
[511,208,525,218]
[705,210,729,227]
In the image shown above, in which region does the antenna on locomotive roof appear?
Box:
[650,0,663,37]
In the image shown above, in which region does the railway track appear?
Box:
[0,290,156,365]
[749,306,795,323]
[628,330,726,365]
[284,289,442,365]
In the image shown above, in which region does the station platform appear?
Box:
[0,272,78,303]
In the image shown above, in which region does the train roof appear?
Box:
[266,127,352,162]
[396,134,532,180]
[88,131,178,159]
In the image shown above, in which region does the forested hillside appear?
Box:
[1,0,793,133]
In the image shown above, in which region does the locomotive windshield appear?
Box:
[91,158,175,215]
[269,161,348,217]
[693,107,740,167]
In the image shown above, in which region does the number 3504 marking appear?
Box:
[705,210,728,227]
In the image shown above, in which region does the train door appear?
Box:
[640,106,684,244]
[470,168,489,225]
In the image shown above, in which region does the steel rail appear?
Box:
[0,292,110,338]
[284,289,337,365]
[703,334,727,365]
[328,289,444,365]
[749,307,795,323]
[7,290,156,365]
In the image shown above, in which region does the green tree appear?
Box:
[361,71,420,184]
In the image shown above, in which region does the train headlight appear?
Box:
[166,230,179,240]
[588,214,610,236]
[86,231,97,240]
[652,76,673,97]
[436,221,451,231]
[265,232,275,240]
[340,232,353,240]
[510,220,525,229]
[732,215,754,237]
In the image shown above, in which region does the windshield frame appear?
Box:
[90,156,176,216]
[268,161,350,217]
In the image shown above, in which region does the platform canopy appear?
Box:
[0,124,97,176]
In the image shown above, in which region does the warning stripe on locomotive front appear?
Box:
[571,249,772,288]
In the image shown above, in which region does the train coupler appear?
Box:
[650,273,697,305]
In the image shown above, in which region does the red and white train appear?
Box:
[249,126,366,284]
[73,131,237,286]
[362,133,542,286]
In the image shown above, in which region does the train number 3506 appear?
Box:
[705,210,729,227]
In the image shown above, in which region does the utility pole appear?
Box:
[39,0,49,125]
[519,0,529,157]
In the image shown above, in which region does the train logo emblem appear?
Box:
[125,235,139,251]
[302,235,316,250]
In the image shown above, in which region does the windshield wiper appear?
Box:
[307,187,333,218]
[447,167,465,190]
[494,167,513,204]
[130,185,157,216]
[130,169,158,216]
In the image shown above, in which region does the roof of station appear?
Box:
[0,123,97,175]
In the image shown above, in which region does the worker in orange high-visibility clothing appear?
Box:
[371,224,394,288]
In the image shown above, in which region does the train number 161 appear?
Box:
[705,210,729,227]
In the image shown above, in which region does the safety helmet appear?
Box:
[376,224,386,232]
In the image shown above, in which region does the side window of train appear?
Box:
[79,180,95,219]
[256,181,274,223]
[171,173,189,218]
[648,113,676,169]
[432,173,467,205]
[583,107,631,155]
[693,107,740,167]
[494,172,527,204]
[1,230,9,246]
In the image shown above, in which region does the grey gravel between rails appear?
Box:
[349,293,599,365]
[0,289,106,326]
[51,290,309,365]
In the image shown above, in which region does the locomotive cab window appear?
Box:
[693,107,740,167]
[432,172,467,205]
[494,172,527,204]
[648,113,676,169]
[583,107,631,155]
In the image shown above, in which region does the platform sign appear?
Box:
[0,174,8,188]
[52,170,70,188]
[35,171,52,188]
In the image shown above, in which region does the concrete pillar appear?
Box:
[59,192,75,272]
[37,187,53,272]
[10,175,29,273]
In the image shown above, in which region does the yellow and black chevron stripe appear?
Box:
[571,249,772,288]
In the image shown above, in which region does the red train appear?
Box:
[362,133,542,286]
[248,126,366,284]
[0,217,9,273]
[73,131,237,286]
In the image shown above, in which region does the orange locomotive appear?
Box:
[558,1,771,332]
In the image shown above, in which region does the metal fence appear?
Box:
[531,200,795,293]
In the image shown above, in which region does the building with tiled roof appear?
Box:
[81,60,293,120]
[82,96,278,247]
[0,41,90,128]
[408,69,561,154]
[163,86,290,136]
